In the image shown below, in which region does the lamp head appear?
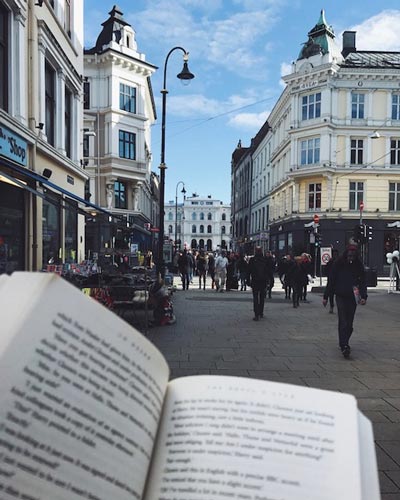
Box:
[181,186,186,195]
[177,53,195,84]
[370,130,380,139]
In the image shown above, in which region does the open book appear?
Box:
[0,272,380,500]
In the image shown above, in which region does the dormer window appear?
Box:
[126,35,130,48]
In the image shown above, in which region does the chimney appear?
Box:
[342,31,356,58]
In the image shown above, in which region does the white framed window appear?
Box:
[120,83,137,113]
[390,139,400,165]
[349,181,364,211]
[351,92,365,119]
[389,182,400,211]
[392,94,400,120]
[302,92,321,120]
[300,138,320,165]
[350,139,364,165]
[308,183,321,211]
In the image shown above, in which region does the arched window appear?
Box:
[191,239,197,249]
[192,212,197,221]
[200,212,205,220]
[207,239,212,251]
[192,225,197,233]
[222,213,226,221]
[168,225,173,234]
[207,212,212,220]
[199,225,204,233]
[168,212,173,221]
[221,225,226,235]
[207,225,212,234]
[199,239,205,249]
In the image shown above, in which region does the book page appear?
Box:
[0,272,169,500]
[358,412,380,500]
[145,375,361,500]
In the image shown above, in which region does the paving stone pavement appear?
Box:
[139,277,400,499]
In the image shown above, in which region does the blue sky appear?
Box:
[83,1,400,204]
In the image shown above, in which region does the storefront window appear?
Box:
[0,182,25,274]
[42,194,61,268]
[65,201,77,263]
[384,231,400,263]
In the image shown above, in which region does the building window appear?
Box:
[191,212,197,221]
[350,139,364,165]
[222,213,226,221]
[45,62,56,146]
[349,181,364,210]
[42,193,61,268]
[390,139,400,165]
[114,181,127,209]
[207,225,212,234]
[221,226,226,235]
[392,94,400,120]
[199,225,204,233]
[83,81,90,109]
[207,212,212,220]
[200,212,205,220]
[168,212,173,221]
[0,3,8,112]
[65,87,72,158]
[120,83,137,113]
[300,138,320,165]
[168,225,173,234]
[308,183,321,210]
[389,182,400,211]
[301,92,321,120]
[83,129,89,158]
[119,130,136,159]
[192,225,197,233]
[351,92,365,119]
[65,202,77,263]
[64,0,71,37]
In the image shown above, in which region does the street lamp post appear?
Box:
[175,181,186,251]
[157,47,194,278]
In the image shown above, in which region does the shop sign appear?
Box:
[0,124,27,166]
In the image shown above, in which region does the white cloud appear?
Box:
[349,10,400,51]
[228,111,269,131]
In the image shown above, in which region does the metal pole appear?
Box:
[156,46,190,279]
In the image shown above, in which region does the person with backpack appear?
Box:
[247,246,269,321]
[196,250,208,290]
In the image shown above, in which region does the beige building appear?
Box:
[233,10,400,274]
[0,1,86,272]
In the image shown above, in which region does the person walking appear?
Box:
[322,244,367,358]
[177,250,190,290]
[236,254,249,291]
[208,252,216,289]
[286,255,309,308]
[325,248,339,313]
[265,251,276,299]
[214,250,229,292]
[247,246,269,321]
[196,250,208,290]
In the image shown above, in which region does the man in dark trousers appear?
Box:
[323,243,367,358]
[247,246,269,321]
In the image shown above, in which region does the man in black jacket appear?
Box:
[323,244,367,358]
[247,246,269,321]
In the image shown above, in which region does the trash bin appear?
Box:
[365,267,377,287]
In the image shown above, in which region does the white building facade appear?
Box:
[165,195,231,252]
[83,6,158,256]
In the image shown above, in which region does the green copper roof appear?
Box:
[298,9,337,60]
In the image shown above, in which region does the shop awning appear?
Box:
[1,158,113,218]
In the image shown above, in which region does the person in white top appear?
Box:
[214,250,229,292]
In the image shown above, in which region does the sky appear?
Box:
[83,0,400,205]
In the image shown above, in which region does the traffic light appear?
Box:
[353,224,365,243]
[314,232,322,247]
[367,225,373,241]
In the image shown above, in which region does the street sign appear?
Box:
[313,214,320,224]
[320,247,332,265]
[359,201,364,211]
